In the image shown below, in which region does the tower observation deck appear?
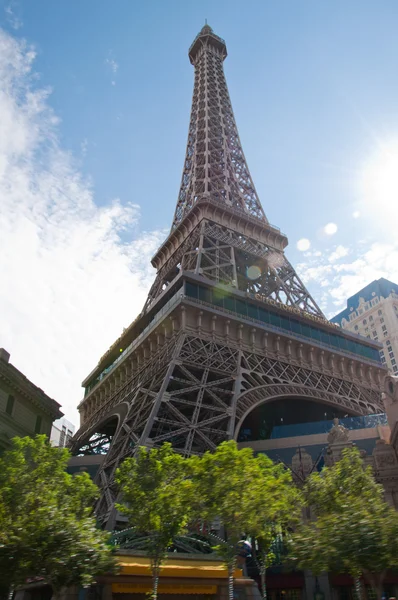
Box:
[70,25,386,528]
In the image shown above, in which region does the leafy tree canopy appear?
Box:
[189,441,299,567]
[0,436,115,597]
[290,447,398,599]
[115,443,195,600]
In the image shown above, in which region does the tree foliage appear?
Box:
[0,436,116,598]
[290,447,398,600]
[115,443,195,600]
[189,441,299,600]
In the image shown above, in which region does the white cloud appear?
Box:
[323,222,338,236]
[352,211,360,219]
[328,245,349,263]
[0,28,164,424]
[105,57,119,74]
[4,2,23,30]
[105,56,119,87]
[80,138,88,157]
[296,238,311,251]
[296,241,398,318]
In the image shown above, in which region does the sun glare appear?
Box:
[360,142,398,215]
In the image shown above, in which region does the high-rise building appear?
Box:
[50,417,75,447]
[70,25,386,530]
[0,348,62,451]
[331,278,398,375]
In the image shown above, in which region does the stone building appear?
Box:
[0,348,62,451]
[332,278,398,375]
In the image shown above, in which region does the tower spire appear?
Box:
[172,25,267,229]
[146,26,323,319]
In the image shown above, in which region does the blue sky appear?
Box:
[0,0,397,423]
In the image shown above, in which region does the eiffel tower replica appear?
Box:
[71,25,385,528]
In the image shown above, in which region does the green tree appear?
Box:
[115,443,195,600]
[252,523,297,600]
[290,447,398,600]
[190,441,298,600]
[0,436,116,599]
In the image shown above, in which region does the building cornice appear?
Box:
[0,361,62,420]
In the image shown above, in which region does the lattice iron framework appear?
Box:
[173,25,267,228]
[70,25,386,529]
[144,220,324,317]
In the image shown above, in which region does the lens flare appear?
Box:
[246,265,262,280]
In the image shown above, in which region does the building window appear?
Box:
[389,352,394,359]
[394,365,398,373]
[381,357,386,363]
[384,331,388,337]
[359,309,363,315]
[66,429,73,445]
[365,327,369,333]
[6,394,14,416]
[380,317,384,323]
[369,315,373,321]
[380,350,385,357]
[378,309,382,315]
[363,319,367,325]
[59,426,66,447]
[392,359,396,366]
[382,325,387,332]
[354,325,359,331]
[372,331,378,338]
[35,415,42,434]
[387,340,391,346]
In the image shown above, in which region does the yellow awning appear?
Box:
[117,555,242,579]
[113,583,217,595]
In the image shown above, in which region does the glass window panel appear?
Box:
[290,320,302,335]
[310,327,321,341]
[301,324,311,338]
[258,307,270,323]
[224,295,235,313]
[279,316,290,331]
[269,312,281,327]
[35,415,42,434]
[248,303,258,320]
[212,291,224,307]
[185,281,198,299]
[236,299,247,316]
[6,395,14,416]
[338,337,348,351]
[198,285,211,304]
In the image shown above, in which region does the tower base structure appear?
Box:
[71,275,385,527]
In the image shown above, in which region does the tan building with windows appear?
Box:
[332,278,398,375]
[50,417,75,447]
[0,348,63,451]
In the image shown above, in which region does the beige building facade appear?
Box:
[0,348,62,451]
[332,277,398,375]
